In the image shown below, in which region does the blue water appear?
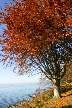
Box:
[0,82,52,108]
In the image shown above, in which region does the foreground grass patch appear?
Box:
[7,83,72,108]
[21,90,72,108]
[19,83,72,108]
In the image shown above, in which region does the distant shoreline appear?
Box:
[0,82,39,85]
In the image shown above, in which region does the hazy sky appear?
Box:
[0,0,41,84]
[0,62,41,84]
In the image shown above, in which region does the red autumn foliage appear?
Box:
[0,0,72,98]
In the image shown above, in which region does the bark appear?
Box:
[53,78,61,98]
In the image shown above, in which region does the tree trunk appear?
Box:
[53,79,61,98]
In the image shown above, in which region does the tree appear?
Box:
[0,0,72,98]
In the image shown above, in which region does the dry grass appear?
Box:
[15,83,72,108]
[21,91,72,108]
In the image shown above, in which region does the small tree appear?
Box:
[0,0,72,98]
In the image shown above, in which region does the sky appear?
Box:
[0,0,41,84]
[0,62,40,84]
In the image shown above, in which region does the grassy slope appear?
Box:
[15,83,72,108]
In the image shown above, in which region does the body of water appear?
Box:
[0,82,52,108]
